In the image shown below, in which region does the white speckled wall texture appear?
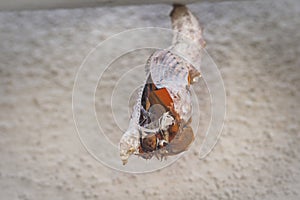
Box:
[0,0,299,199]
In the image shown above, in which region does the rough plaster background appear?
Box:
[0,0,300,199]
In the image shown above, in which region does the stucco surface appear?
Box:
[0,0,299,199]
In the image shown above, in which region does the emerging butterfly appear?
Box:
[119,49,201,165]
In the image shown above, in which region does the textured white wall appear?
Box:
[0,0,299,199]
[0,0,246,11]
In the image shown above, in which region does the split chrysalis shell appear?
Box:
[120,49,200,164]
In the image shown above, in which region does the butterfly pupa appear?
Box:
[119,49,200,164]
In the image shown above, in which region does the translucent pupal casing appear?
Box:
[120,49,200,164]
[146,49,199,123]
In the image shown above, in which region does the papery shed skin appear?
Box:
[119,4,205,165]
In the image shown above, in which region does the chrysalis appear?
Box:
[119,49,200,165]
